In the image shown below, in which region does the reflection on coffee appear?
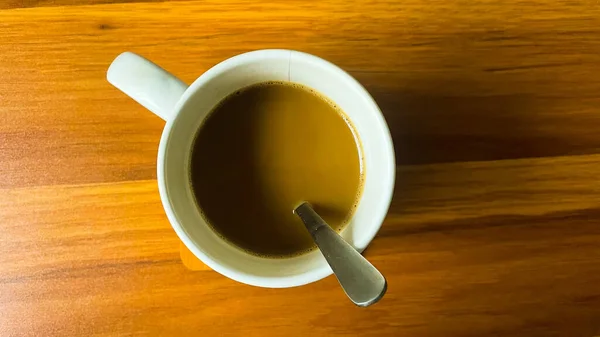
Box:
[190,81,363,258]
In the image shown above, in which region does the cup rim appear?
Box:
[157,49,395,288]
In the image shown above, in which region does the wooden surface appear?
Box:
[1,0,600,336]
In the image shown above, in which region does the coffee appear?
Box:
[189,81,363,258]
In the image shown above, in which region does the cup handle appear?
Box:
[107,52,188,121]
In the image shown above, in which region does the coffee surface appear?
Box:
[190,81,363,257]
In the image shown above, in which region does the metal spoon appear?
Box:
[293,202,387,307]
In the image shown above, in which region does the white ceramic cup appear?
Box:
[107,49,395,288]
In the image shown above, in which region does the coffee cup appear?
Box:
[107,49,395,288]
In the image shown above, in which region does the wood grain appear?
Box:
[0,0,181,10]
[1,0,600,336]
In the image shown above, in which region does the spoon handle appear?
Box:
[294,202,387,307]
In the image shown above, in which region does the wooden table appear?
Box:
[2,0,600,336]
